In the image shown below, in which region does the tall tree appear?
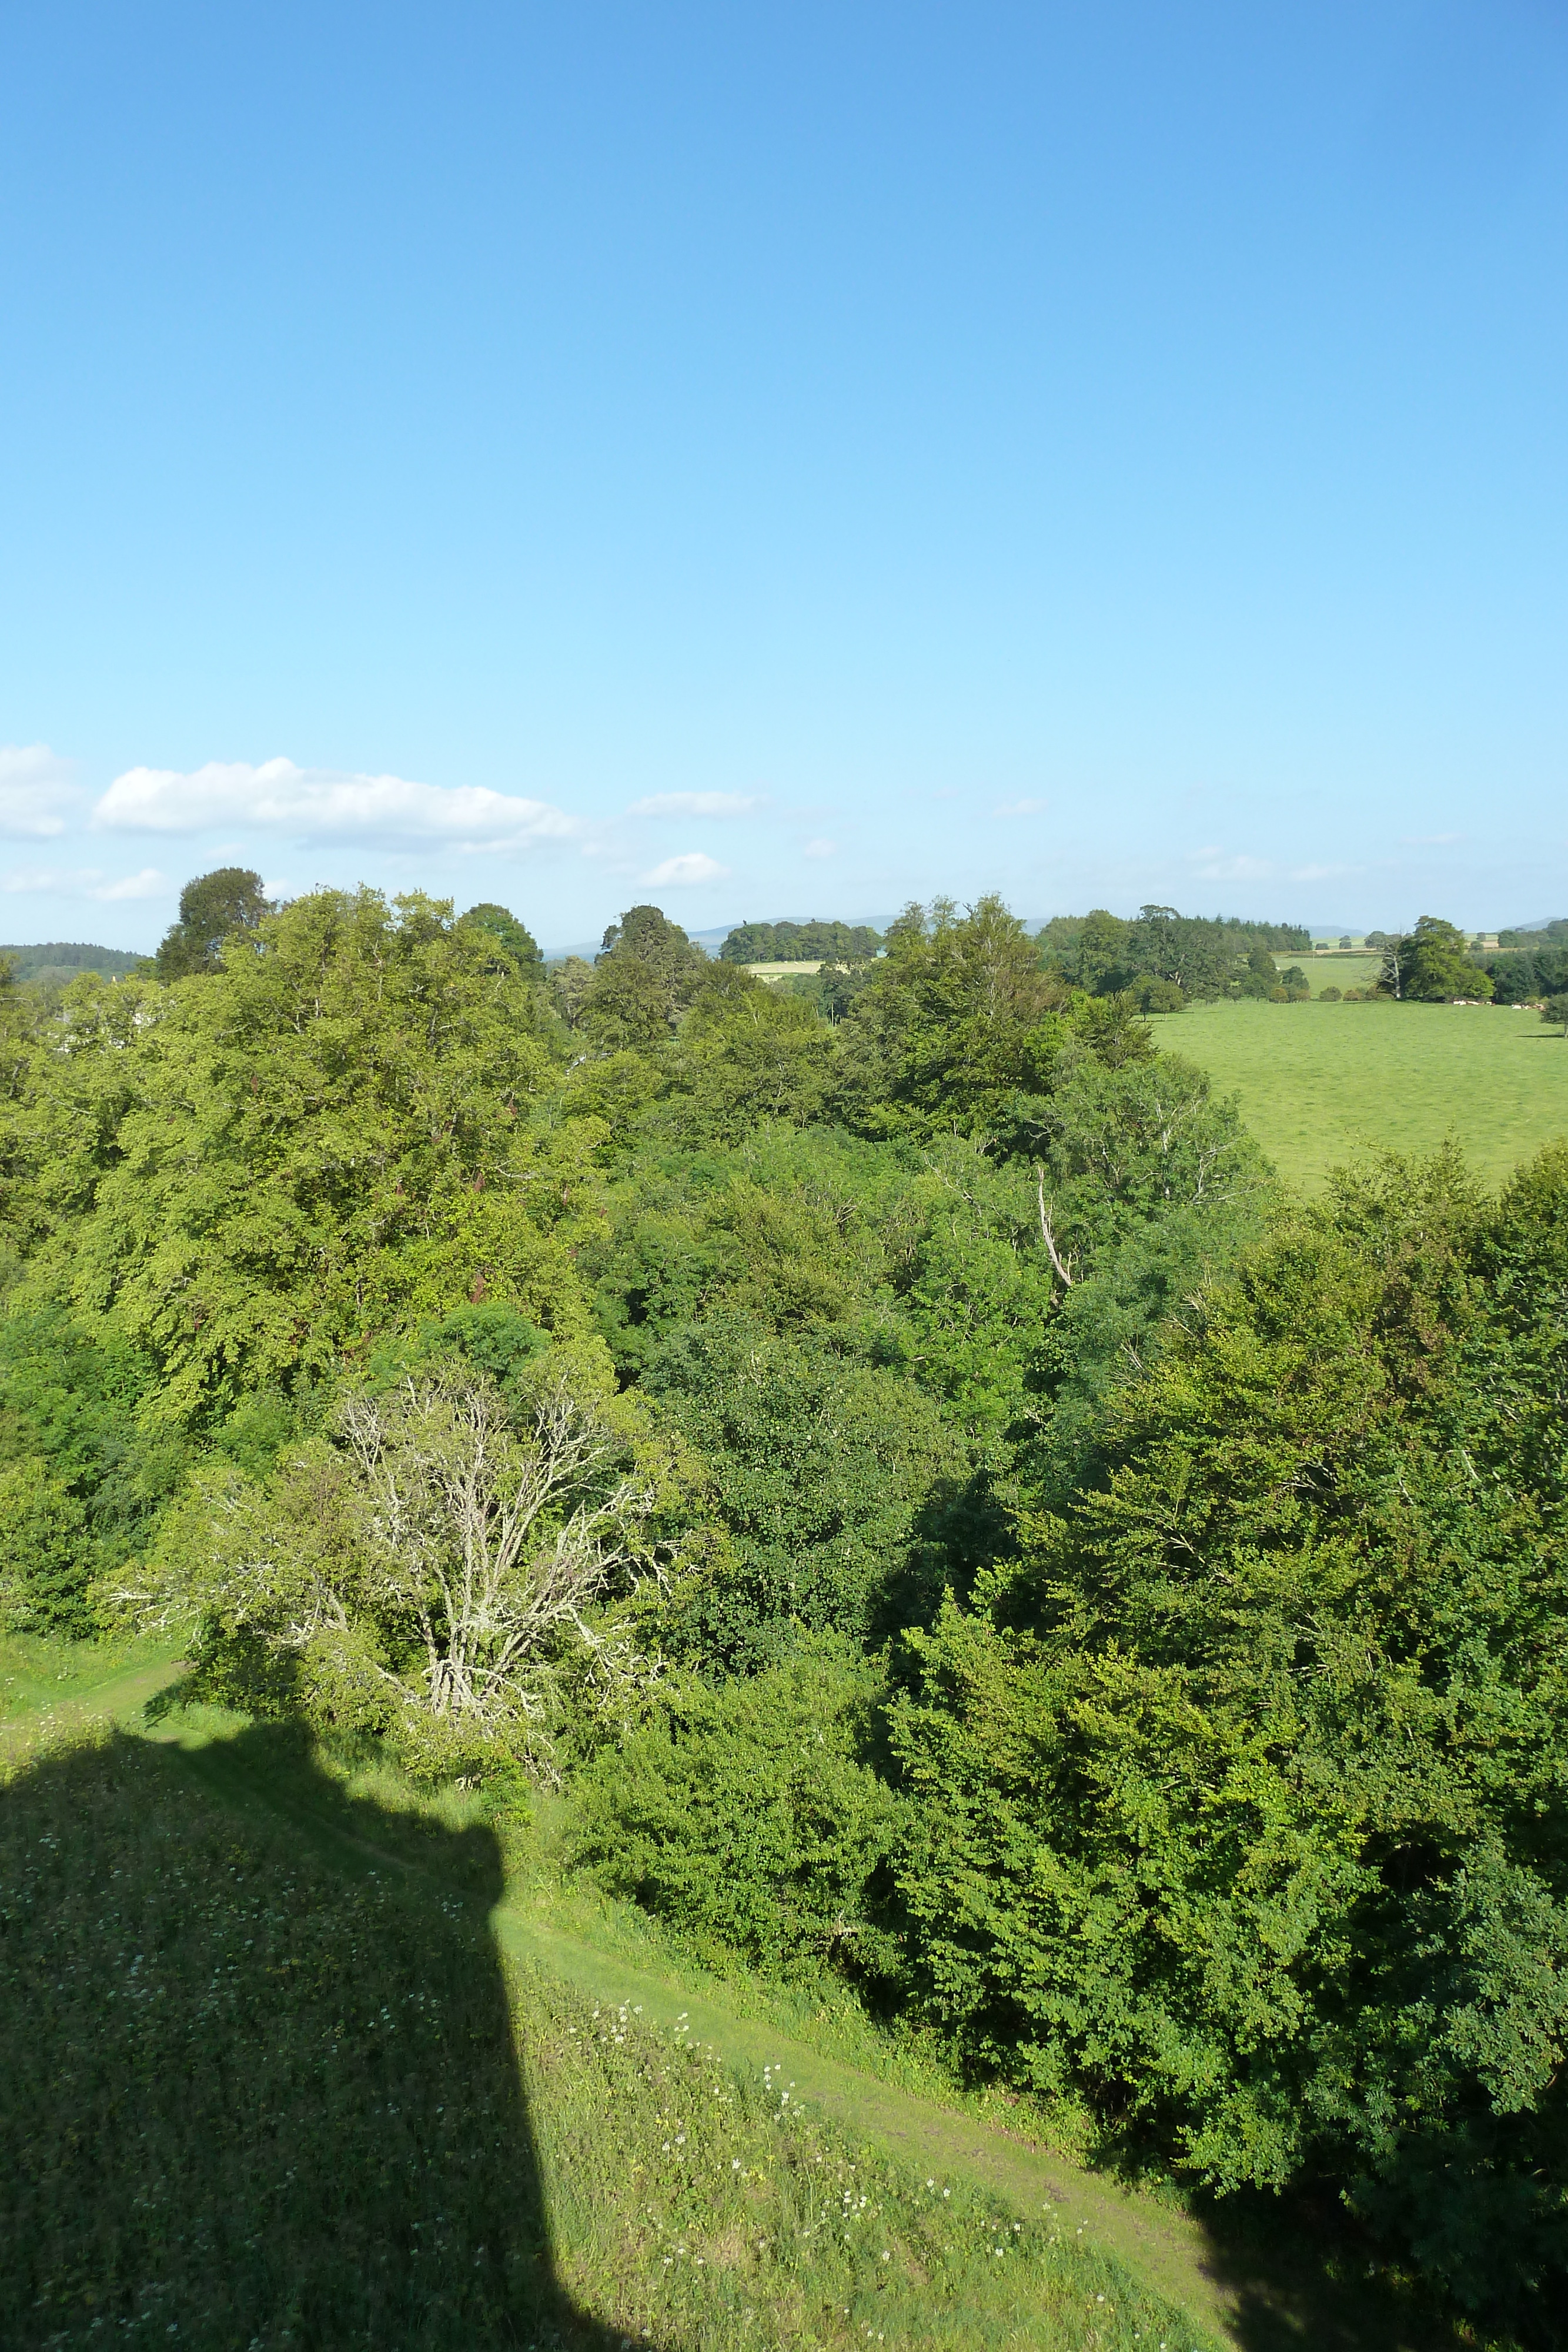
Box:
[462,903,545,978]
[1382,916,1494,1003]
[153,868,270,981]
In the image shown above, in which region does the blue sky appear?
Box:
[3,1,1565,951]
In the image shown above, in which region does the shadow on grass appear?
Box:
[1186,2184,1475,2352]
[0,1720,648,2351]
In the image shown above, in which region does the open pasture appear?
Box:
[1155,998,1568,1193]
[1272,951,1385,995]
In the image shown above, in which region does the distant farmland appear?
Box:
[1155,998,1568,1192]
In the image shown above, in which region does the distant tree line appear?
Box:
[1037,905,1310,1008]
[1499,918,1568,948]
[719,919,883,965]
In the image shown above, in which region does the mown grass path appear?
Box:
[14,1646,1459,2352]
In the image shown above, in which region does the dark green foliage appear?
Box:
[647,1324,959,1668]
[1038,907,1310,1000]
[461,900,546,975]
[0,1304,184,1630]
[0,941,144,986]
[1382,916,1495,1003]
[720,918,882,964]
[834,896,1071,1138]
[1498,918,1568,948]
[887,1148,1568,2331]
[153,866,270,980]
[577,904,710,1049]
[367,1299,551,1397]
[576,1641,903,1987]
[1487,946,1568,1003]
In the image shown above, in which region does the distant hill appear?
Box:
[0,941,146,987]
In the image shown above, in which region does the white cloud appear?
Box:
[802,837,837,859]
[1188,850,1275,883]
[643,851,729,887]
[626,791,764,820]
[96,867,168,900]
[0,743,83,839]
[994,798,1049,818]
[0,865,169,900]
[93,757,577,852]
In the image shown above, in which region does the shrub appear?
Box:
[574,1640,902,1990]
[0,1457,89,1634]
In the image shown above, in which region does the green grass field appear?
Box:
[0,1639,1469,2352]
[1273,952,1385,997]
[1154,1000,1568,1193]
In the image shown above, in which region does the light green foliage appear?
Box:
[577,1641,902,1986]
[128,1364,663,1781]
[888,1150,1568,2325]
[53,888,589,1422]
[0,1456,88,1633]
[664,971,834,1141]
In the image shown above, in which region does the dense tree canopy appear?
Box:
[4,871,1567,2340]
[720,919,882,965]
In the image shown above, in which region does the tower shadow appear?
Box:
[0,1720,653,2351]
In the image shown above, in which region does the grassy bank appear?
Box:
[1154,998,1568,1191]
[1,1654,1221,2352]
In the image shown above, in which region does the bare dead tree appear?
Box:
[1035,1164,1076,1288]
[336,1375,656,1738]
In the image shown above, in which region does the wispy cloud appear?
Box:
[93,758,577,852]
[994,797,1048,818]
[1400,832,1464,847]
[0,743,83,839]
[642,851,728,887]
[0,865,168,901]
[803,837,837,859]
[626,791,764,820]
[1188,849,1275,884]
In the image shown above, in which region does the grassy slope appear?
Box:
[1154,1000,1568,1192]
[1,1642,1475,2352]
[1,1642,1229,2352]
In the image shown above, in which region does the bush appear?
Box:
[0,1457,89,1633]
[574,1640,902,1990]
[1318,985,1342,1001]
[644,1322,959,1669]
